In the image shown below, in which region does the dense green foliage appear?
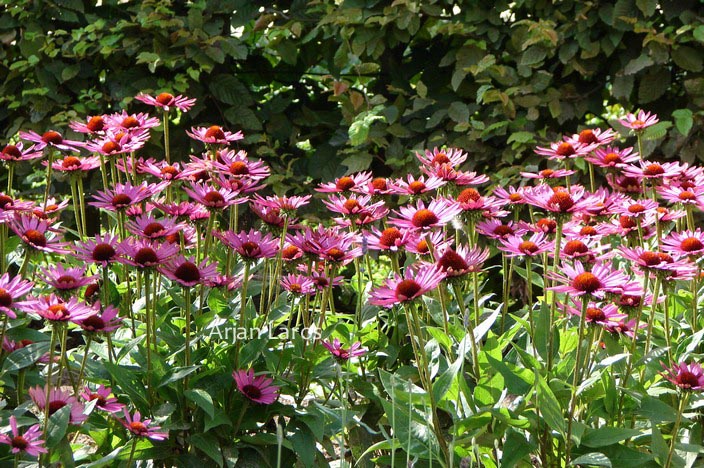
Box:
[1,0,704,187]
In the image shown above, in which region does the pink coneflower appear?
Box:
[585,146,639,169]
[40,264,96,291]
[521,168,576,181]
[135,92,196,113]
[31,198,70,221]
[139,159,186,181]
[606,174,643,194]
[126,214,183,240]
[251,193,312,214]
[556,238,601,263]
[0,142,43,162]
[214,149,270,180]
[455,187,504,215]
[663,229,704,258]
[19,129,83,152]
[207,274,244,291]
[316,237,364,266]
[76,303,123,334]
[0,415,47,458]
[233,369,280,404]
[183,182,246,210]
[0,273,34,319]
[389,174,446,196]
[119,408,169,440]
[476,219,526,240]
[405,230,453,256]
[69,115,107,134]
[498,232,553,258]
[658,184,704,207]
[437,245,490,278]
[369,264,445,307]
[352,176,397,196]
[322,194,377,217]
[662,362,704,391]
[50,154,101,173]
[606,214,657,239]
[84,129,150,156]
[422,165,490,186]
[493,186,528,207]
[364,226,412,252]
[216,229,279,261]
[116,239,180,269]
[549,261,632,298]
[280,274,317,296]
[28,386,87,424]
[74,233,120,267]
[603,318,645,338]
[306,267,344,292]
[215,174,266,195]
[522,185,595,216]
[564,128,616,147]
[333,203,389,228]
[389,198,462,231]
[187,125,244,145]
[103,111,160,131]
[534,140,597,161]
[621,160,683,182]
[619,247,696,280]
[322,338,366,360]
[563,301,627,326]
[81,385,125,413]
[26,295,94,323]
[561,220,608,240]
[416,147,468,168]
[91,181,168,212]
[317,172,373,193]
[7,213,66,254]
[250,204,292,230]
[615,198,659,219]
[619,110,659,131]
[159,256,219,288]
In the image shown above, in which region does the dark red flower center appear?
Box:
[457,188,481,203]
[579,226,597,236]
[681,237,704,252]
[241,384,262,400]
[536,218,557,233]
[395,279,422,300]
[47,304,69,319]
[241,241,260,257]
[643,163,664,176]
[371,177,387,190]
[175,262,200,283]
[2,145,22,159]
[102,141,121,154]
[111,193,132,207]
[438,250,469,273]
[416,240,429,253]
[122,116,139,129]
[135,247,158,265]
[492,225,513,237]
[62,156,81,169]
[628,203,645,214]
[639,251,661,266]
[619,215,636,229]
[619,294,641,307]
[143,222,165,236]
[11,435,28,450]
[679,191,696,201]
[586,307,606,322]
[563,240,588,256]
[343,199,361,212]
[379,228,402,247]
[677,371,700,388]
[204,191,225,205]
[327,248,345,261]
[411,209,439,227]
[229,161,249,175]
[0,288,12,308]
[0,195,13,208]
[156,93,174,105]
[24,229,47,247]
[408,181,426,194]
[539,169,555,178]
[205,125,225,140]
[42,131,63,144]
[88,393,107,406]
[56,275,78,287]
[87,116,104,132]
[431,152,450,165]
[282,245,300,260]
[84,283,100,300]
[165,233,180,244]
[603,152,621,165]
[82,315,105,330]
[129,421,148,433]
[572,272,601,293]
[556,142,575,157]
[578,129,597,144]
[92,243,116,262]
[48,400,66,415]
[161,166,179,178]
[288,283,302,293]
[519,241,538,254]
[548,191,574,211]
[335,176,355,191]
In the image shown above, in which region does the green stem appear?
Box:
[126,438,138,468]
[665,392,689,468]
[452,283,480,379]
[43,325,58,433]
[163,111,171,164]
[184,288,192,387]
[565,297,589,466]
[77,334,92,390]
[42,149,55,209]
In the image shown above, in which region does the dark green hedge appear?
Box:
[2,0,703,190]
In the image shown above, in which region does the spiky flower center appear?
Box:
[603,152,621,165]
[327,248,345,261]
[438,250,469,273]
[631,119,645,127]
[56,275,78,288]
[586,307,606,322]
[2,145,22,159]
[42,131,63,144]
[156,93,174,105]
[508,193,523,202]
[379,227,402,247]
[411,209,439,227]
[229,161,249,175]
[24,229,47,247]
[111,193,132,208]
[519,241,539,254]
[619,215,636,229]
[11,435,28,450]
[175,262,200,283]
[457,188,480,203]
[556,142,575,157]
[572,272,601,293]
[241,241,260,257]
[395,279,422,300]
[643,163,664,176]
[122,116,139,128]
[335,176,355,191]
[161,166,179,178]
[343,199,361,212]
[493,225,514,237]
[431,152,450,165]
[82,315,106,330]
[563,240,588,256]
[0,194,14,208]
[580,226,597,236]
[371,177,387,190]
[92,243,116,262]
[288,283,302,293]
[677,370,700,388]
[135,247,158,266]
[205,125,225,140]
[129,421,148,433]
[416,240,429,253]
[536,218,557,233]
[87,116,104,132]
[203,191,225,205]
[62,156,81,169]
[48,400,66,415]
[628,203,645,214]
[47,304,69,319]
[242,384,262,400]
[408,181,426,194]
[102,141,121,154]
[143,222,165,237]
[619,294,641,307]
[539,169,555,178]
[578,129,597,144]
[548,191,574,211]
[84,283,100,300]
[0,288,12,307]
[282,245,301,260]
[88,393,107,406]
[679,191,696,201]
[681,237,704,252]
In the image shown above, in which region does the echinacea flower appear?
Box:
[389,198,462,231]
[126,214,183,240]
[534,140,597,161]
[498,232,553,258]
[416,147,468,169]
[663,229,704,258]
[233,369,280,404]
[251,193,312,215]
[585,146,639,169]
[619,110,659,131]
[388,174,446,196]
[116,239,180,270]
[621,160,683,182]
[187,125,244,145]
[40,264,97,291]
[522,184,596,217]
[476,219,526,240]
[216,229,279,261]
[369,263,445,307]
[436,245,490,278]
[364,226,412,252]
[563,301,627,326]
[50,154,101,173]
[520,168,576,180]
[280,274,317,296]
[19,129,83,152]
[28,386,87,424]
[159,256,219,288]
[76,303,123,334]
[81,385,125,413]
[214,149,270,180]
[84,129,150,156]
[91,181,168,212]
[0,415,47,458]
[8,213,67,254]
[317,172,373,193]
[564,128,616,147]
[422,165,489,186]
[139,159,185,181]
[103,111,160,131]
[658,184,704,207]
[0,142,43,162]
[25,295,95,324]
[661,362,704,391]
[74,234,121,267]
[183,182,246,210]
[322,338,366,360]
[69,115,107,134]
[0,272,34,319]
[119,408,168,440]
[135,92,196,113]
[549,261,633,298]
[352,176,397,196]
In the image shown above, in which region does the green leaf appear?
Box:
[432,352,462,402]
[507,131,535,145]
[204,411,232,432]
[694,25,704,43]
[341,152,373,173]
[448,102,469,123]
[641,121,672,141]
[485,354,533,395]
[536,375,566,438]
[2,342,50,372]
[581,427,642,448]
[184,388,215,419]
[289,425,316,467]
[635,0,656,16]
[624,55,653,75]
[672,46,704,72]
[571,452,612,467]
[104,362,149,410]
[638,395,677,423]
[46,405,71,448]
[638,68,670,103]
[348,109,385,146]
[158,366,199,387]
[191,433,223,467]
[520,46,547,66]
[672,109,693,136]
[210,74,252,106]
